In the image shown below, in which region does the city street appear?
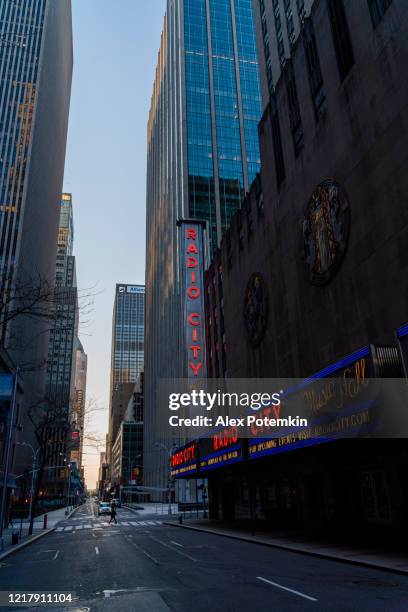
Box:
[0,500,407,611]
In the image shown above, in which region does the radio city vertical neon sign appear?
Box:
[178,220,207,378]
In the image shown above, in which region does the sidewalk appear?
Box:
[0,505,79,559]
[124,502,178,516]
[165,518,408,575]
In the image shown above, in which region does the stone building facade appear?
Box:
[207,0,408,379]
[199,0,408,538]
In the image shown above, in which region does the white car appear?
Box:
[98,502,110,517]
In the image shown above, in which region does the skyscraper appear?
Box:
[44,195,79,500]
[72,338,87,472]
[46,195,78,405]
[0,1,73,484]
[107,284,145,467]
[145,0,262,491]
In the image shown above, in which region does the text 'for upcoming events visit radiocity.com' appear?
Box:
[0,1,408,611]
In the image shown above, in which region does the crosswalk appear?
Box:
[55,520,162,532]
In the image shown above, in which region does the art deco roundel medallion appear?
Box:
[302,179,351,286]
[243,273,268,347]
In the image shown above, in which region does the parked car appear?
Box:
[98,502,110,517]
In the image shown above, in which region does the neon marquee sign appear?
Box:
[179,220,207,378]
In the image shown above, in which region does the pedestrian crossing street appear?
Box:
[55,519,163,532]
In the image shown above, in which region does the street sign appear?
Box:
[0,374,13,399]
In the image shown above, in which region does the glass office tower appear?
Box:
[184,0,261,246]
[145,0,262,492]
[107,285,145,467]
[111,285,145,385]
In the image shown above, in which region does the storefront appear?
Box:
[171,342,408,541]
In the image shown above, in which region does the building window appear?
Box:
[284,0,295,47]
[367,0,393,28]
[272,0,285,65]
[296,0,306,22]
[257,0,286,188]
[327,0,354,82]
[284,60,304,156]
[303,18,326,121]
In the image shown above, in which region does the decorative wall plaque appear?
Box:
[243,273,268,347]
[302,179,350,285]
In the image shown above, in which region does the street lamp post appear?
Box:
[0,369,18,549]
[66,463,72,513]
[17,443,41,536]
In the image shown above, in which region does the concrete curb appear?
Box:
[64,505,81,520]
[0,528,55,561]
[164,522,408,576]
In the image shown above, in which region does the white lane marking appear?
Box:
[148,535,198,562]
[55,527,64,532]
[256,577,318,602]
[75,525,83,530]
[138,521,146,525]
[40,550,55,553]
[64,526,73,531]
[83,524,92,529]
[146,521,156,525]
[121,521,129,526]
[52,550,59,561]
[124,535,159,565]
[130,522,139,526]
[95,546,99,555]
[103,589,134,598]
[170,540,183,547]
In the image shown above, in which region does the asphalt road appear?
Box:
[0,500,407,611]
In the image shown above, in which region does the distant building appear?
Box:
[111,422,143,502]
[97,451,109,499]
[110,372,144,500]
[71,339,88,470]
[44,195,79,503]
[107,284,144,467]
[0,0,73,501]
[123,372,144,424]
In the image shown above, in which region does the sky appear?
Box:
[63,0,166,488]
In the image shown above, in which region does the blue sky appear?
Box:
[63,0,166,486]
